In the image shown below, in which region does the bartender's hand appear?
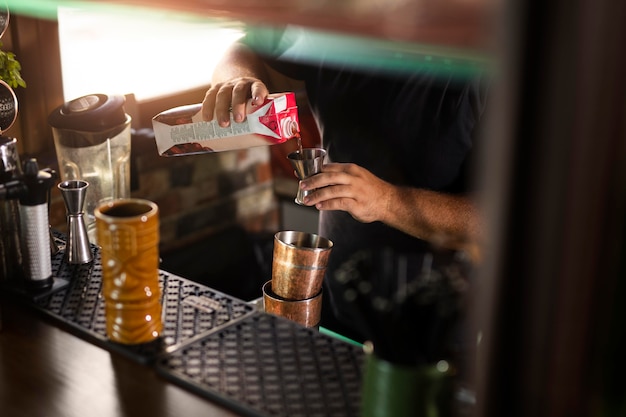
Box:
[300,162,483,261]
[300,163,393,224]
[201,77,269,127]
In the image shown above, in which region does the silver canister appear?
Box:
[18,158,56,290]
[0,136,23,282]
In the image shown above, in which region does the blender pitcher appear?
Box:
[49,94,131,243]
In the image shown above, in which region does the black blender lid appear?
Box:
[48,93,127,132]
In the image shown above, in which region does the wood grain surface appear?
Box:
[0,296,242,417]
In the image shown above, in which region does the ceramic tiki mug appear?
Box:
[95,198,162,344]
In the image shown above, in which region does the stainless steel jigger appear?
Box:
[287,148,327,205]
[58,180,93,264]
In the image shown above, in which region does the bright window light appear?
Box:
[57,7,244,101]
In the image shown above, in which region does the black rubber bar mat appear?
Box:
[7,232,365,416]
[156,313,364,417]
[28,231,256,363]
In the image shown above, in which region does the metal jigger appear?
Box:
[58,180,92,264]
[287,148,327,205]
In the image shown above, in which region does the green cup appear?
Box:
[361,343,454,417]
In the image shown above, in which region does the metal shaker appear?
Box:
[0,136,23,282]
[0,78,22,283]
[0,76,57,291]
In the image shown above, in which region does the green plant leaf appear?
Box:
[0,41,26,89]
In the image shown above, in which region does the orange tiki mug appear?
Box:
[95,199,163,344]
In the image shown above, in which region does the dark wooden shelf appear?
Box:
[83,0,497,56]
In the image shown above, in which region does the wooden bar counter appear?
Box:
[0,296,240,417]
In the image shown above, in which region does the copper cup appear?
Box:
[95,198,163,344]
[262,281,322,328]
[271,231,333,300]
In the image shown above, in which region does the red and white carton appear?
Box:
[152,92,299,156]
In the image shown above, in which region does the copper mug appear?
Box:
[95,198,163,344]
[271,231,333,300]
[263,281,322,328]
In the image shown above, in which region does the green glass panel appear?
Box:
[5,0,493,78]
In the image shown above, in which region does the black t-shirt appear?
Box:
[243,27,487,346]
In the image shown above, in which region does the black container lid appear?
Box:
[48,94,127,132]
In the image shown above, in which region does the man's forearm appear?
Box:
[383,186,483,259]
[211,43,270,85]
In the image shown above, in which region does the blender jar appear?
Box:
[49,94,131,243]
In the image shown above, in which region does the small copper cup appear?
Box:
[95,198,163,344]
[263,281,322,328]
[271,231,333,300]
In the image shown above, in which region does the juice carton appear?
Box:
[152,92,299,156]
